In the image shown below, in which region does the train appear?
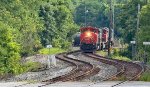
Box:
[73,26,113,52]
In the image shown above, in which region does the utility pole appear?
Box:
[108,0,113,57]
[135,4,140,61]
[112,0,115,41]
[84,5,87,26]
[137,4,140,31]
[84,0,89,27]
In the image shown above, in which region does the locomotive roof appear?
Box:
[103,27,109,31]
[80,26,99,31]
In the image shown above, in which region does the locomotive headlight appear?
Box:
[86,32,92,37]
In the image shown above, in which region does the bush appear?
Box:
[61,41,71,50]
[52,38,71,50]
[113,48,120,56]
[23,61,42,72]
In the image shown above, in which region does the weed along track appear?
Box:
[38,51,100,87]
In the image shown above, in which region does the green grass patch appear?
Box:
[96,51,107,57]
[112,55,131,62]
[96,50,131,61]
[139,72,150,81]
[38,48,65,55]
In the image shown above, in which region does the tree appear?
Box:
[39,0,78,49]
[0,0,43,56]
[136,4,150,62]
[0,22,22,75]
[75,0,109,27]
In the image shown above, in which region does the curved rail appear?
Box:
[83,53,125,80]
[93,53,144,80]
[38,51,100,87]
[87,53,144,87]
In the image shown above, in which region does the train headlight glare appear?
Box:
[86,32,91,37]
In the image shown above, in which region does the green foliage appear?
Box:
[0,0,78,77]
[115,0,144,42]
[39,0,78,48]
[0,0,43,56]
[75,0,109,27]
[113,48,120,56]
[96,50,131,61]
[96,51,107,57]
[112,55,131,61]
[139,71,150,81]
[114,0,148,59]
[3,0,148,77]
[38,48,65,55]
[136,4,150,61]
[0,22,23,75]
[112,46,132,61]
[23,61,42,72]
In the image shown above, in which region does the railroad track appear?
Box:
[38,51,100,87]
[82,53,125,81]
[14,50,144,87]
[92,53,144,80]
[83,53,144,87]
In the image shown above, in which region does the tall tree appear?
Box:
[39,0,78,49]
[0,0,43,56]
[136,4,150,62]
[0,22,22,75]
[115,0,145,43]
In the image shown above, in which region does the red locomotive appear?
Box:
[80,26,112,52]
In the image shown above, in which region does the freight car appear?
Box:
[72,32,80,46]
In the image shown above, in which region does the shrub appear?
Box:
[23,61,42,72]
[113,48,120,56]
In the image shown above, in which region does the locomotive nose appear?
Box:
[81,32,95,44]
[82,37,94,44]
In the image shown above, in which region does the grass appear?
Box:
[38,47,65,55]
[139,68,150,81]
[96,50,131,61]
[139,72,150,81]
[96,51,107,57]
[23,61,43,72]
[112,55,131,62]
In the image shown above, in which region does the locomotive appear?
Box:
[79,26,112,52]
